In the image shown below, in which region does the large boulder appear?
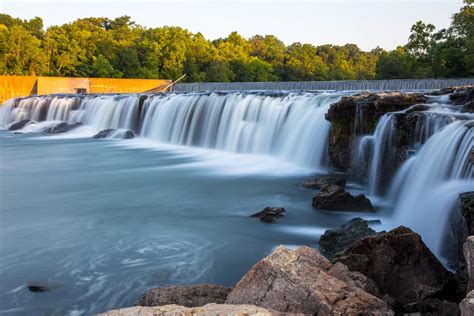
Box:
[312,185,374,212]
[319,218,377,258]
[460,192,474,235]
[325,92,427,170]
[8,119,33,131]
[464,236,474,292]
[93,129,135,139]
[137,284,231,307]
[43,122,83,133]
[460,291,474,316]
[250,207,286,223]
[335,226,452,308]
[98,303,288,316]
[226,246,392,315]
[301,174,347,189]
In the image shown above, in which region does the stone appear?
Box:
[460,290,474,316]
[449,86,474,105]
[464,236,474,292]
[300,174,347,189]
[97,303,292,316]
[27,284,48,292]
[460,192,474,235]
[93,129,135,139]
[226,246,392,315]
[335,226,452,307]
[250,207,286,223]
[312,185,374,212]
[319,217,377,258]
[325,92,427,170]
[8,119,32,131]
[43,122,83,133]
[137,284,232,307]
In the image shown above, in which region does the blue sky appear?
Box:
[0,0,464,50]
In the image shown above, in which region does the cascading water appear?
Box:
[0,91,345,170]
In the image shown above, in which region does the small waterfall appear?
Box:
[0,92,345,170]
[389,120,473,265]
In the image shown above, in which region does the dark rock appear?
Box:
[319,217,377,258]
[325,92,427,170]
[43,122,83,134]
[250,207,286,223]
[459,192,474,235]
[137,284,232,307]
[312,184,374,212]
[93,129,135,139]
[460,290,474,316]
[462,100,474,113]
[8,119,32,131]
[301,174,347,189]
[28,284,49,292]
[226,246,392,315]
[469,148,474,165]
[334,226,452,308]
[465,236,474,292]
[449,87,474,105]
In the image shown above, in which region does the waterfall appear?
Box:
[388,120,473,265]
[0,91,345,170]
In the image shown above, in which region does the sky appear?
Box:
[0,0,465,51]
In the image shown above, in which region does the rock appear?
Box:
[226,246,392,315]
[301,174,347,189]
[93,129,135,139]
[8,119,32,131]
[449,86,474,105]
[250,207,286,223]
[27,284,48,292]
[470,148,474,164]
[464,236,474,292]
[325,92,427,170]
[459,192,474,235]
[462,100,474,113]
[138,284,231,307]
[312,185,374,212]
[319,218,377,258]
[43,122,83,133]
[460,290,474,316]
[335,226,452,308]
[327,262,381,297]
[97,303,290,316]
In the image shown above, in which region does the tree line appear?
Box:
[0,2,471,82]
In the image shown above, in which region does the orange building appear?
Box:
[0,75,172,104]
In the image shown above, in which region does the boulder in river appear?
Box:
[300,174,347,189]
[27,284,49,292]
[8,119,33,131]
[312,184,374,212]
[334,226,452,309]
[43,122,83,134]
[319,217,377,258]
[250,207,286,223]
[226,245,392,314]
[138,284,232,307]
[460,192,474,235]
[93,129,135,139]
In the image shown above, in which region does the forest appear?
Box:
[0,2,472,82]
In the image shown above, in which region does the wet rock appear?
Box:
[460,290,474,316]
[319,217,377,258]
[27,284,49,292]
[449,86,474,105]
[460,192,474,235]
[470,148,474,164]
[464,236,474,292]
[138,284,232,307]
[8,119,32,131]
[250,207,286,223]
[93,129,135,139]
[98,303,289,316]
[312,185,374,212]
[301,174,347,189]
[325,92,427,170]
[43,122,83,134]
[226,246,392,315]
[335,226,452,308]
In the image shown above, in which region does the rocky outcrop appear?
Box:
[319,218,377,257]
[97,303,290,316]
[460,291,474,316]
[226,246,392,315]
[93,129,135,139]
[449,86,474,106]
[325,92,427,170]
[250,207,286,223]
[460,193,474,235]
[137,284,231,307]
[464,236,474,292]
[301,174,347,189]
[8,119,33,131]
[312,185,374,212]
[43,122,83,133]
[335,226,452,309]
